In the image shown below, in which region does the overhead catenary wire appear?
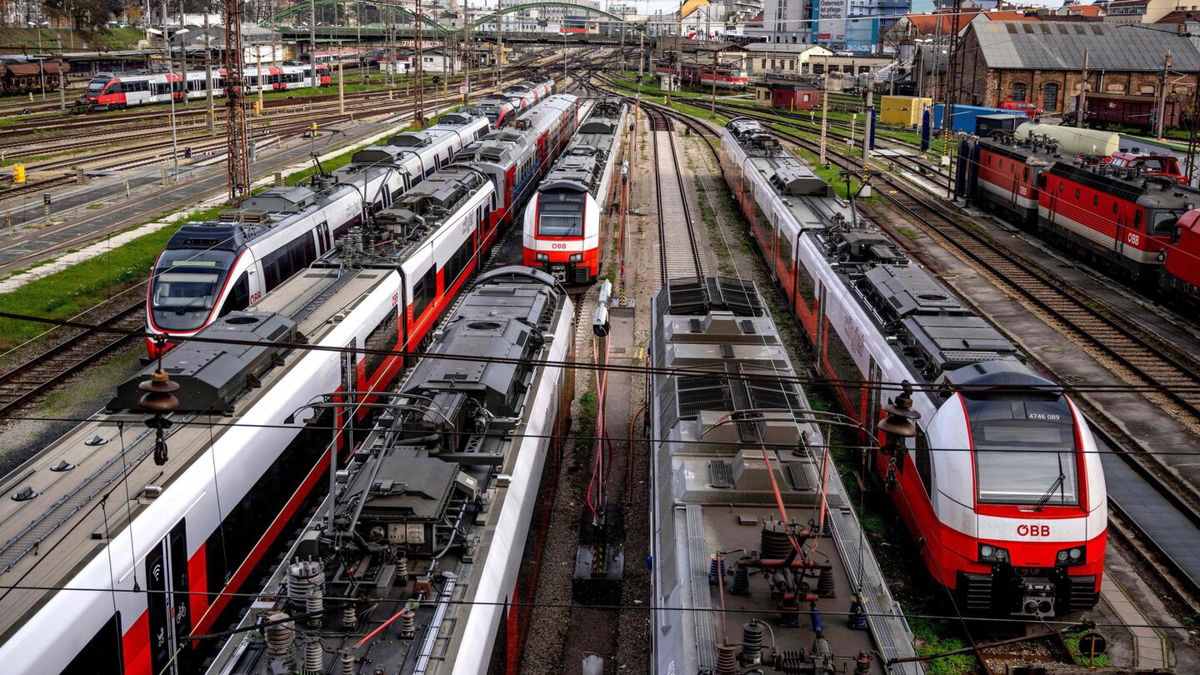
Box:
[5,308,1200,398]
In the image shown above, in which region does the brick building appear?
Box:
[952,20,1200,116]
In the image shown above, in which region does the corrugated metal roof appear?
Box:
[973,20,1200,71]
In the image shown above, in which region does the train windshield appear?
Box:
[1149,209,1184,235]
[967,397,1079,506]
[86,78,107,95]
[150,250,235,331]
[537,190,585,237]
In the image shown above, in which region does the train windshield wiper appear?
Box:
[1034,453,1067,511]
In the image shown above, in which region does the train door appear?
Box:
[318,221,332,253]
[146,520,191,675]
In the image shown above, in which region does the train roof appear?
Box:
[1046,159,1200,210]
[453,94,577,166]
[723,118,1024,388]
[205,268,573,674]
[356,166,490,261]
[0,263,393,643]
[725,118,830,197]
[537,100,625,194]
[648,276,916,674]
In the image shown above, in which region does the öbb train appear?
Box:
[523,96,627,284]
[957,131,1200,304]
[82,64,332,110]
[145,110,490,357]
[724,118,1106,617]
[475,76,555,128]
[0,161,507,673]
[655,60,750,88]
[204,267,575,674]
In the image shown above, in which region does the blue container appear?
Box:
[932,104,1011,133]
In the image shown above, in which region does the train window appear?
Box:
[914,432,932,495]
[1150,210,1183,234]
[150,250,235,331]
[411,267,437,319]
[537,190,585,237]
[219,273,250,316]
[779,233,794,268]
[1134,210,1143,228]
[363,305,399,376]
[62,612,122,674]
[443,235,477,286]
[1024,167,1029,182]
[968,397,1078,506]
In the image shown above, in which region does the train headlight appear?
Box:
[978,544,1010,564]
[1056,546,1086,566]
[536,252,549,262]
[569,253,582,262]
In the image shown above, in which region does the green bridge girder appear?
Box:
[467,3,643,33]
[269,1,644,36]
[269,0,454,35]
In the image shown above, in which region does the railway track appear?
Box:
[0,300,143,417]
[645,106,705,283]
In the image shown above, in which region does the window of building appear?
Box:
[1011,81,1027,102]
[1042,82,1059,110]
[1140,84,1156,97]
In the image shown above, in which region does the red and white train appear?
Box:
[82,64,331,110]
[453,93,580,238]
[299,48,367,69]
[958,131,1200,303]
[0,164,505,674]
[476,76,555,128]
[144,110,490,357]
[0,98,586,675]
[523,96,627,284]
[725,118,1106,617]
[655,61,749,88]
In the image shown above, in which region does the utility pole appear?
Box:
[309,0,317,88]
[463,9,471,104]
[224,0,252,202]
[710,46,717,118]
[339,42,346,113]
[820,55,828,167]
[1076,48,1088,129]
[256,46,264,114]
[204,8,214,130]
[1156,51,1172,140]
[1185,79,1200,184]
[414,0,425,126]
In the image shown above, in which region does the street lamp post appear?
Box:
[150,27,188,181]
[27,22,46,99]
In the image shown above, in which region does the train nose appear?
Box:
[1018,577,1056,617]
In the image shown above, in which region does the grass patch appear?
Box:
[0,225,177,350]
[1063,631,1112,667]
[572,388,598,456]
[909,617,977,675]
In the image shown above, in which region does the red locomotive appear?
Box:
[960,134,1200,298]
[655,60,749,88]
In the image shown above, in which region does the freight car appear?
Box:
[0,56,69,94]
[204,266,575,675]
[656,60,749,88]
[1064,92,1182,132]
[723,117,1106,618]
